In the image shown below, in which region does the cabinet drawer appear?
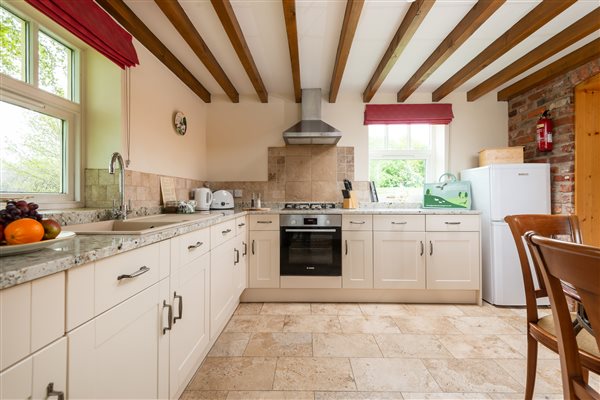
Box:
[373,215,425,231]
[342,215,372,231]
[249,214,279,230]
[178,227,210,265]
[211,220,237,249]
[94,243,161,315]
[426,215,480,231]
[236,216,248,236]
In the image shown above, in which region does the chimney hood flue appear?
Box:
[283,89,341,145]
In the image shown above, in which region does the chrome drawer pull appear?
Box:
[285,229,337,233]
[238,222,246,227]
[117,266,149,280]
[173,292,183,323]
[222,228,232,235]
[188,241,204,250]
[391,221,407,225]
[234,248,240,265]
[162,300,172,334]
[444,222,461,225]
[429,241,433,256]
[345,240,348,255]
[257,220,272,224]
[350,221,365,224]
[243,241,247,256]
[420,241,424,256]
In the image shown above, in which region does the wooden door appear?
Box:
[426,232,480,290]
[575,74,600,245]
[373,232,426,289]
[342,231,373,288]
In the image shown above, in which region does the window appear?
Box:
[369,124,447,203]
[0,5,81,206]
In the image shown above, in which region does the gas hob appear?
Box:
[282,202,337,211]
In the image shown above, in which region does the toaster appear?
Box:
[210,190,235,209]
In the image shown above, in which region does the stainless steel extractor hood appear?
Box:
[283,89,342,145]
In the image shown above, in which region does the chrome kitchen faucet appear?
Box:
[108,152,130,220]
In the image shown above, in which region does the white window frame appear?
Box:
[1,4,83,208]
[368,124,449,203]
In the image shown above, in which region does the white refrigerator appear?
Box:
[461,163,551,306]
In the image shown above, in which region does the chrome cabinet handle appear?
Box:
[345,240,348,255]
[187,241,203,250]
[46,382,64,400]
[117,266,149,281]
[173,292,183,323]
[234,248,240,265]
[162,300,172,334]
[252,240,255,255]
[257,221,272,224]
[392,221,407,225]
[222,228,232,235]
[420,241,424,256]
[285,229,337,233]
[238,222,246,227]
[444,222,461,225]
[243,241,247,256]
[429,241,433,256]
[349,221,365,224]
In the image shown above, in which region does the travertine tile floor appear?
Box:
[181,302,600,400]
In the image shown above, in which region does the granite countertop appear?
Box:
[1,207,480,290]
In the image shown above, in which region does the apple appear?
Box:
[41,219,61,240]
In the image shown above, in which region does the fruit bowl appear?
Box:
[0,231,76,257]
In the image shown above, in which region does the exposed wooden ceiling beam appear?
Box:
[96,0,211,103]
[497,38,600,101]
[432,0,576,102]
[468,7,600,102]
[282,0,301,103]
[211,0,268,103]
[155,0,238,103]
[329,0,364,103]
[396,0,505,103]
[363,0,435,103]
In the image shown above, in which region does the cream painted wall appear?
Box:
[85,51,122,169]
[206,91,507,181]
[127,41,208,180]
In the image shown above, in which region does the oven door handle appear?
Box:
[284,229,338,233]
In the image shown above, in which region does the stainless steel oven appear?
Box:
[280,214,342,276]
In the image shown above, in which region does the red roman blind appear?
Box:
[26,0,139,69]
[364,104,454,125]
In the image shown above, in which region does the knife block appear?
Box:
[343,191,358,209]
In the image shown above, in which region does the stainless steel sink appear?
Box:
[68,213,223,235]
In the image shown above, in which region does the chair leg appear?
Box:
[525,334,538,400]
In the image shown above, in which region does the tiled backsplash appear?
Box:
[84,145,371,210]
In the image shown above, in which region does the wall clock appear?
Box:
[174,111,187,136]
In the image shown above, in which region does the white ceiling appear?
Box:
[124,0,600,102]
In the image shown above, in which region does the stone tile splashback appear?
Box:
[208,145,371,204]
[85,168,202,209]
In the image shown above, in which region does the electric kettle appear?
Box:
[193,188,213,211]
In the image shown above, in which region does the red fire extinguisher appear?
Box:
[536,110,553,152]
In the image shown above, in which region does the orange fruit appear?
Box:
[4,219,45,245]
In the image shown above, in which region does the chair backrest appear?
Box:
[525,232,600,400]
[504,214,582,321]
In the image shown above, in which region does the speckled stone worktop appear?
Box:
[1,207,480,290]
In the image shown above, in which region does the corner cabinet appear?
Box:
[248,215,280,288]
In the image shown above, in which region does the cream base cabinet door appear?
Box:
[426,232,480,290]
[234,235,248,298]
[374,232,426,289]
[210,240,236,339]
[68,279,170,399]
[342,231,373,288]
[170,252,210,399]
[0,337,67,400]
[248,231,280,288]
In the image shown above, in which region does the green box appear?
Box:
[423,174,471,209]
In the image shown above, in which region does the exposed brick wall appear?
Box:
[507,58,600,214]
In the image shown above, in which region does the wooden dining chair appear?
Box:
[525,232,600,399]
[505,214,599,399]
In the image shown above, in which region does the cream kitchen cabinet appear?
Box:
[248,230,280,288]
[210,222,238,340]
[234,221,248,298]
[342,231,373,288]
[169,229,211,399]
[426,232,480,290]
[0,337,67,400]
[373,232,426,289]
[68,278,170,399]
